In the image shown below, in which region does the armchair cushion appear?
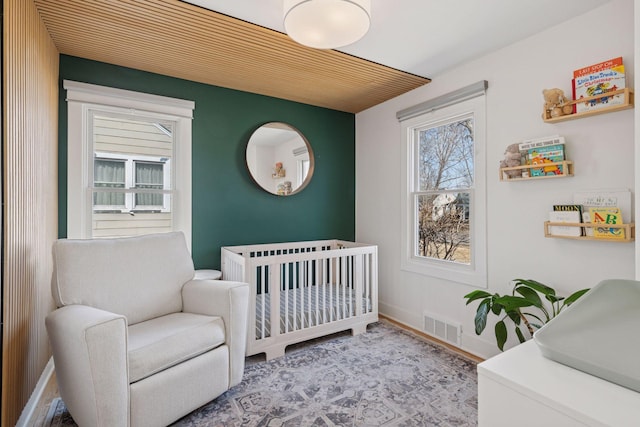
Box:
[51,232,195,325]
[128,313,226,383]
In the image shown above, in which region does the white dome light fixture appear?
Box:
[283,0,371,49]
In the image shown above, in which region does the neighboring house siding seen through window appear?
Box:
[399,81,488,287]
[65,81,194,245]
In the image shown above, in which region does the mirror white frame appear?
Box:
[246,122,314,196]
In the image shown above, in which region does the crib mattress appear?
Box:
[254,284,372,339]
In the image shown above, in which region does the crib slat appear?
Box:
[284,262,289,333]
[340,256,344,319]
[256,267,266,339]
[293,262,297,331]
[314,260,320,326]
[329,257,334,322]
[306,260,312,328]
[350,255,354,316]
[322,257,327,324]
[271,262,281,339]
[364,253,369,313]
[355,253,363,316]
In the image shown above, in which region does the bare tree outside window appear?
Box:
[416,117,474,264]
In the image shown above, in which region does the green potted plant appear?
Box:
[464,278,590,351]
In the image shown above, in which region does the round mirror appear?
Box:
[246,122,314,196]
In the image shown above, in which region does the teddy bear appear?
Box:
[542,88,573,119]
[500,143,523,178]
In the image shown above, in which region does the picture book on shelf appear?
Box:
[528,144,565,177]
[589,206,625,240]
[553,204,583,214]
[518,135,565,152]
[572,57,626,114]
[552,204,584,236]
[548,208,582,237]
[573,189,632,238]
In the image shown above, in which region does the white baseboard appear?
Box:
[379,302,496,360]
[378,302,423,328]
[460,332,500,360]
[16,357,55,427]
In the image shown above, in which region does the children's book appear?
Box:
[573,189,632,237]
[548,210,582,237]
[589,207,625,240]
[528,144,565,177]
[552,204,584,236]
[553,204,583,214]
[518,135,565,152]
[573,57,626,113]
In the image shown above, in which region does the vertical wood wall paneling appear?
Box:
[3,1,59,425]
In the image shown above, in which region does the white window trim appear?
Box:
[65,80,194,248]
[297,159,310,188]
[400,94,487,288]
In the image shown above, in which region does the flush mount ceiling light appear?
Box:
[283,0,371,49]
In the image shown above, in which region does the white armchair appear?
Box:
[45,232,249,427]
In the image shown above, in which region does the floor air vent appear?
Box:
[423,312,462,347]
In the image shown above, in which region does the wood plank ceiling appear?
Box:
[33,0,431,113]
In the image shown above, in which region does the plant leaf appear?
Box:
[506,310,521,325]
[491,301,504,315]
[495,320,508,351]
[515,326,526,343]
[463,290,492,305]
[475,299,490,335]
[514,286,543,308]
[494,295,534,311]
[563,288,590,307]
[545,294,561,304]
[522,312,545,325]
[514,278,556,296]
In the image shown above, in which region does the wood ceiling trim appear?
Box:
[34,0,430,113]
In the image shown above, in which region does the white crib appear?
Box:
[221,240,378,360]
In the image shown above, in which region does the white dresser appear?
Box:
[478,340,640,426]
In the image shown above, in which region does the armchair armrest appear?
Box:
[182,279,249,386]
[46,305,128,427]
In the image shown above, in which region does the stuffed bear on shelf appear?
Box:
[500,143,523,178]
[542,88,574,119]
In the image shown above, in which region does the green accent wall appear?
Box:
[58,55,355,269]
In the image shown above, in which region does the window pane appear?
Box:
[93,159,125,206]
[135,161,164,206]
[91,192,173,238]
[416,192,470,264]
[418,117,474,191]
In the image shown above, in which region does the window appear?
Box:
[93,158,126,209]
[135,160,166,208]
[399,82,487,287]
[93,152,171,213]
[298,159,310,188]
[65,81,194,245]
[415,116,473,263]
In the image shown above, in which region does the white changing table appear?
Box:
[478,340,640,426]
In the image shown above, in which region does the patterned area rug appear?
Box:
[45,320,478,426]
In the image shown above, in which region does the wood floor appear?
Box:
[29,372,59,427]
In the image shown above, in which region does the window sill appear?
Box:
[401,256,487,288]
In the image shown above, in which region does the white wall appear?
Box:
[275,136,309,189]
[356,0,635,359]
